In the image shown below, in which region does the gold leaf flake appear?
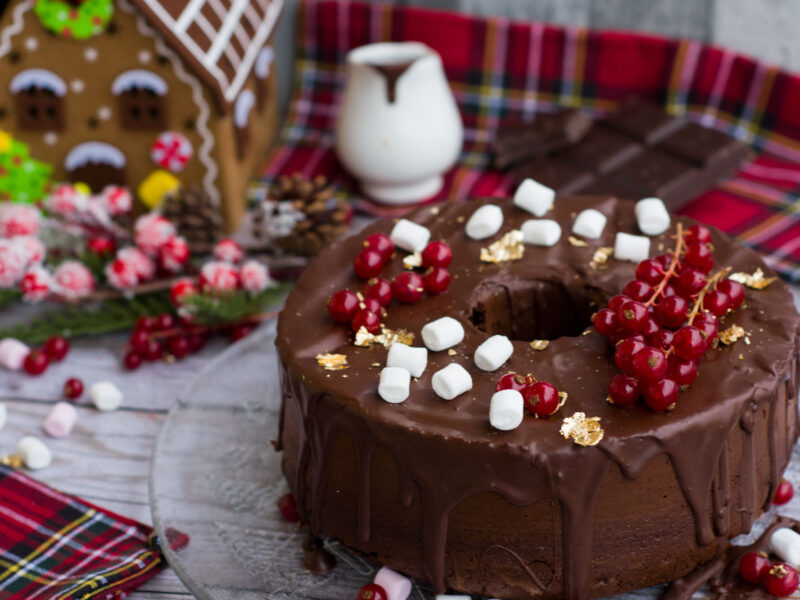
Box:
[719,324,746,346]
[456,215,466,223]
[316,353,348,370]
[430,206,440,215]
[403,252,423,269]
[447,349,457,356]
[557,391,568,411]
[568,236,588,247]
[589,247,614,270]
[729,268,777,290]
[354,326,414,348]
[529,339,550,351]
[560,412,604,447]
[480,229,524,264]
[0,454,22,469]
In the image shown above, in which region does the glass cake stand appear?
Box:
[149,322,800,600]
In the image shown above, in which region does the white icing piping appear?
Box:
[64,142,127,170]
[110,69,169,95]
[234,89,255,128]
[0,0,33,60]
[10,68,68,96]
[254,46,274,79]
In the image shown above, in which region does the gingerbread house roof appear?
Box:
[129,0,282,110]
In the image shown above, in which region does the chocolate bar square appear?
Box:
[609,148,699,202]
[657,122,751,169]
[602,100,685,144]
[511,157,594,194]
[560,126,642,174]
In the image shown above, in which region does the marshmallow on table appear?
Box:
[572,209,608,239]
[521,219,562,247]
[635,197,671,236]
[432,363,473,400]
[490,389,524,431]
[514,178,555,217]
[44,401,77,438]
[474,335,513,372]
[770,527,800,565]
[89,381,123,412]
[379,367,411,404]
[421,317,464,352]
[465,204,504,240]
[387,343,428,378]
[435,596,471,600]
[0,338,29,371]
[17,436,52,470]
[390,219,431,253]
[614,232,651,263]
[0,403,6,431]
[374,566,412,600]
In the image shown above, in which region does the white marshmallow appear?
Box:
[431,363,472,400]
[44,401,77,438]
[635,197,671,236]
[0,338,29,371]
[378,367,411,404]
[387,343,428,378]
[436,596,471,600]
[770,527,800,566]
[614,232,651,263]
[17,436,52,470]
[474,335,514,372]
[421,317,464,352]
[390,219,431,253]
[89,381,123,412]
[0,403,6,431]
[465,204,504,240]
[572,209,608,239]
[374,566,412,600]
[514,178,555,217]
[521,219,562,247]
[489,389,524,431]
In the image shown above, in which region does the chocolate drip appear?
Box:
[368,62,414,104]
[712,439,731,537]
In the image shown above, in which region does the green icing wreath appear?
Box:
[34,0,114,40]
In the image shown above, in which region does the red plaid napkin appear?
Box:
[0,465,184,600]
[258,0,800,282]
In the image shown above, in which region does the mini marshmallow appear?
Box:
[514,178,555,217]
[421,317,465,352]
[474,335,514,372]
[614,232,651,263]
[431,363,473,400]
[436,595,471,600]
[390,219,431,253]
[465,204,504,240]
[635,197,671,236]
[0,403,6,431]
[489,389,524,431]
[17,436,52,470]
[379,367,411,404]
[374,566,412,600]
[387,343,428,378]
[44,401,77,438]
[521,219,562,247]
[771,527,800,566]
[0,338,29,371]
[89,381,123,412]
[572,209,608,239]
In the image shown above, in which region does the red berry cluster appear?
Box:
[495,372,561,418]
[593,224,746,411]
[328,233,453,333]
[123,314,209,370]
[739,552,798,596]
[21,336,70,376]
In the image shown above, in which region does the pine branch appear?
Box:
[180,283,291,325]
[0,289,21,311]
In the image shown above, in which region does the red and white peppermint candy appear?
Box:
[0,204,40,237]
[151,132,193,173]
[239,260,271,293]
[47,184,88,216]
[101,185,133,216]
[53,261,96,299]
[159,236,189,273]
[170,278,197,306]
[13,236,46,266]
[213,238,244,264]
[105,258,139,290]
[0,240,27,287]
[20,265,52,302]
[198,261,239,293]
[117,247,155,281]
[134,213,176,256]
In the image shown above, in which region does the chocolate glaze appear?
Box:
[275,195,800,598]
[368,62,414,104]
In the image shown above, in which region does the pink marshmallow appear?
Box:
[374,566,412,600]
[44,401,77,438]
[0,338,29,371]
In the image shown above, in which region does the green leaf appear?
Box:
[180,283,291,325]
[0,289,21,310]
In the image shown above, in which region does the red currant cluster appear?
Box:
[22,336,70,376]
[328,233,453,334]
[739,552,798,596]
[495,372,561,417]
[593,224,746,411]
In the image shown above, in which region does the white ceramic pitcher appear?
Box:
[334,42,463,205]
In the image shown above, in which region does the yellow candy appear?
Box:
[138,170,181,209]
[0,130,12,154]
[73,182,91,196]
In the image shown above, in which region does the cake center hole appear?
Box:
[467,279,600,341]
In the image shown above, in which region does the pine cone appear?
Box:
[162,186,223,251]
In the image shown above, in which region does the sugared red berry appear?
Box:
[170,280,197,306]
[685,224,712,246]
[328,290,359,323]
[421,241,453,268]
[675,269,707,298]
[669,355,698,387]
[63,377,84,400]
[593,308,619,336]
[495,372,533,394]
[614,338,646,373]
[717,279,745,309]
[362,233,395,263]
[357,583,388,600]
[43,336,70,361]
[643,378,679,411]
[363,277,393,306]
[229,324,255,343]
[136,316,156,332]
[623,280,653,302]
[632,347,668,382]
[774,480,794,506]
[673,326,706,360]
[351,309,381,334]
[156,313,175,331]
[635,259,664,286]
[144,339,164,361]
[168,335,191,358]
[649,327,675,351]
[608,374,641,406]
[86,236,115,256]
[123,350,143,370]
[523,381,560,417]
[738,551,771,584]
[129,330,150,354]
[423,267,450,295]
[654,295,688,328]
[23,350,49,376]
[765,563,799,597]
[277,492,301,522]
[392,272,424,303]
[617,300,649,333]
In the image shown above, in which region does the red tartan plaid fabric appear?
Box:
[0,465,180,600]
[258,0,800,282]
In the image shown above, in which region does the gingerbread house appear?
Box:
[0,0,283,229]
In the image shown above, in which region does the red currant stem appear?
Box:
[687,267,731,325]
[645,222,686,307]
[147,310,279,340]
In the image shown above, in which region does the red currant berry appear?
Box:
[168,335,191,358]
[155,313,175,331]
[675,269,707,298]
[523,381,560,417]
[703,289,731,316]
[23,350,49,376]
[593,308,619,336]
[632,347,668,382]
[392,272,424,303]
[63,377,84,400]
[362,277,393,306]
[129,330,150,354]
[362,233,395,263]
[617,300,649,333]
[277,492,301,522]
[643,378,679,411]
[423,267,450,295]
[328,290,359,323]
[229,324,255,343]
[187,333,207,353]
[123,350,143,371]
[662,283,677,298]
[673,326,706,361]
[774,480,794,506]
[669,355,698,387]
[421,241,453,268]
[653,253,674,271]
[765,563,799,597]
[738,551,771,584]
[623,280,653,302]
[43,336,70,361]
[654,295,689,328]
[144,339,164,361]
[136,316,156,332]
[86,236,115,256]
[641,318,660,339]
[353,250,384,280]
[693,312,719,348]
[608,374,641,406]
[635,259,664,286]
[351,309,381,334]
[685,224,712,246]
[607,295,630,312]
[357,583,388,600]
[684,242,713,269]
[717,279,745,310]
[615,338,646,373]
[360,296,382,314]
[649,327,675,351]
[495,372,531,394]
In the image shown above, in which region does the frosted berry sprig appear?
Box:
[495,372,563,418]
